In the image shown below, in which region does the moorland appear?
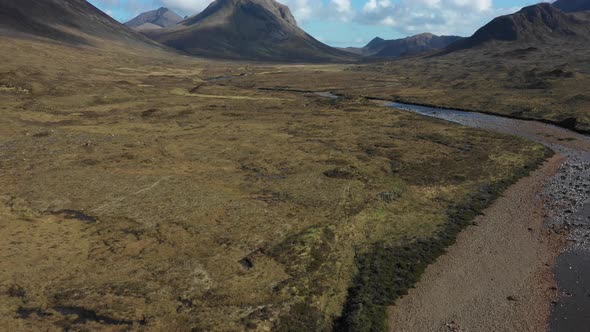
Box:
[0,0,589,331]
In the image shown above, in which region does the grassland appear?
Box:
[0,37,552,331]
[222,42,590,134]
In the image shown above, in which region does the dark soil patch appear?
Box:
[324,166,365,181]
[53,306,136,326]
[52,210,97,223]
[16,307,53,319]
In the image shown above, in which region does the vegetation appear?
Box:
[334,149,551,331]
[0,24,556,332]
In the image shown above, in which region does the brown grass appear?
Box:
[0,36,550,331]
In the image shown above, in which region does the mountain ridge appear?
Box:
[442,3,590,53]
[0,0,158,47]
[553,0,590,12]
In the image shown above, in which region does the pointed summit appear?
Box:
[365,37,385,49]
[125,7,183,31]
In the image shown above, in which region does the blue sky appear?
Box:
[89,0,549,47]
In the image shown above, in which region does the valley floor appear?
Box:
[0,35,587,331]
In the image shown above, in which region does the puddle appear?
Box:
[314,92,341,99]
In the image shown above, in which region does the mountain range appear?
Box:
[2,0,590,61]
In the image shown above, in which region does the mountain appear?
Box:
[144,0,355,62]
[125,7,183,31]
[0,0,157,46]
[375,33,462,57]
[340,34,462,58]
[444,3,590,53]
[553,0,590,12]
[338,37,386,56]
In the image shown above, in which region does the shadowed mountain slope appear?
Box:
[144,0,355,62]
[443,3,590,53]
[125,7,183,31]
[554,0,590,12]
[0,0,159,46]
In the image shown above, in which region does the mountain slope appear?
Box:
[444,3,590,53]
[125,7,183,31]
[340,34,462,58]
[553,0,590,12]
[0,0,158,46]
[144,0,355,62]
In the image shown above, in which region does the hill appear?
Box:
[144,0,355,62]
[125,7,183,31]
[0,0,157,46]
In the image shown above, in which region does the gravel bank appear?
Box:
[388,155,564,331]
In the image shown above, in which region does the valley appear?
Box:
[0,0,589,331]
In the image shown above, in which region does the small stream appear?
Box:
[387,102,590,332]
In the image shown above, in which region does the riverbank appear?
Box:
[388,155,565,331]
[384,102,590,332]
[366,97,590,137]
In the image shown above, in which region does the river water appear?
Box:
[387,102,590,332]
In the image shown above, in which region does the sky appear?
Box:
[89,0,551,47]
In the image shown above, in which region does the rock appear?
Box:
[239,257,254,270]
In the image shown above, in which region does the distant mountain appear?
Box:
[375,33,463,57]
[125,7,183,31]
[144,0,355,62]
[0,0,157,46]
[443,3,590,53]
[553,0,590,12]
[338,37,386,56]
[340,34,462,58]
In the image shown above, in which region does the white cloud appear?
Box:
[331,0,352,13]
[280,0,324,22]
[355,0,523,37]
